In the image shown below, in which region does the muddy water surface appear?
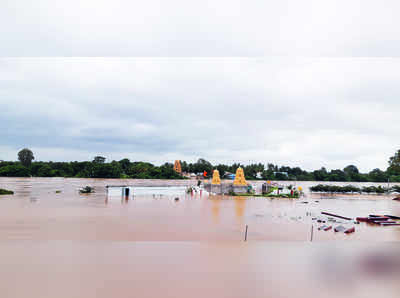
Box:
[1,178,400,241]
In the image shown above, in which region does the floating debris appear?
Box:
[380,223,400,226]
[322,212,352,221]
[79,186,94,194]
[379,221,397,225]
[318,225,332,231]
[356,215,395,224]
[385,215,400,220]
[334,225,347,233]
[369,214,389,218]
[319,225,332,231]
[344,227,355,234]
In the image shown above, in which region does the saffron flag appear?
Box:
[203,171,207,177]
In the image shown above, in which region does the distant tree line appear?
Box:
[1,148,400,182]
[0,150,183,179]
[180,160,399,182]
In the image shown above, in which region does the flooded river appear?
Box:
[1,178,400,298]
[1,178,400,241]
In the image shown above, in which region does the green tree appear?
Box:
[388,150,400,175]
[216,164,229,177]
[37,165,53,177]
[328,169,346,181]
[0,165,30,177]
[159,163,182,179]
[344,165,360,181]
[18,148,34,167]
[92,163,122,178]
[243,163,265,179]
[313,167,328,181]
[118,158,131,173]
[181,161,189,173]
[193,158,213,175]
[368,168,387,182]
[127,162,155,178]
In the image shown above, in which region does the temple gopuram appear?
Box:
[173,160,182,174]
[204,167,249,194]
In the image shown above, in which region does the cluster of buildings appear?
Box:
[173,160,238,180]
[173,160,249,194]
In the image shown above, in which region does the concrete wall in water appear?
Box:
[204,183,248,194]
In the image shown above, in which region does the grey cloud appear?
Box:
[1,57,400,171]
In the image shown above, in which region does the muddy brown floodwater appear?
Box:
[1,178,400,298]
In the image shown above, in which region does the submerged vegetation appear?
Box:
[79,186,94,194]
[0,188,14,195]
[309,184,397,194]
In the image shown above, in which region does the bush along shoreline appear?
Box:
[309,184,400,194]
[0,188,14,195]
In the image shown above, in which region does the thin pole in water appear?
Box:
[310,225,314,242]
[244,225,248,242]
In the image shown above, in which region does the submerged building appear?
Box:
[204,167,249,194]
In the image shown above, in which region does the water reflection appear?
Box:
[15,178,32,199]
[211,199,220,223]
[122,195,130,204]
[234,197,246,223]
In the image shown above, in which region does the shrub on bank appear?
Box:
[391,185,400,193]
[0,188,14,195]
[362,186,386,194]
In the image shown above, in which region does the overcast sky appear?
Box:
[1,1,399,172]
[1,0,400,56]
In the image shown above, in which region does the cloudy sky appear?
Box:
[1,1,399,172]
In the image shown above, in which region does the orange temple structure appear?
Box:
[204,167,249,194]
[173,160,182,174]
